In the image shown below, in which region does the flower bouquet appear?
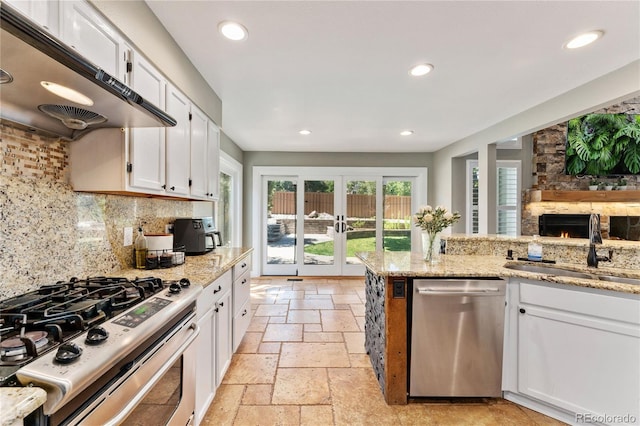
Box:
[414,205,461,262]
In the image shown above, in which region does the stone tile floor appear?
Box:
[202,277,566,425]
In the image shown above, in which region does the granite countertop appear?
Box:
[0,387,46,426]
[116,247,253,287]
[356,251,640,295]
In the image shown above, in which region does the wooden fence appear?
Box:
[271,191,411,219]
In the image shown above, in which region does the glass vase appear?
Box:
[421,230,441,263]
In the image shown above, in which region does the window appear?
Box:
[467,160,521,236]
[217,152,243,246]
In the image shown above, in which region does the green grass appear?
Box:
[304,236,411,256]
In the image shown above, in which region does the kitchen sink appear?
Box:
[503,263,595,279]
[596,275,640,286]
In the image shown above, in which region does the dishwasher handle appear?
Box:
[417,287,502,296]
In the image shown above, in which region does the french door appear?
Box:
[258,167,426,276]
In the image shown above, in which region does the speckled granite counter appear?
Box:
[0,387,46,426]
[114,247,253,288]
[356,251,640,294]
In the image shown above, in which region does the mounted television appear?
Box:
[565,113,640,176]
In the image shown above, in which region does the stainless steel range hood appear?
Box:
[0,2,176,140]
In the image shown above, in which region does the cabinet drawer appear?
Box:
[233,269,251,315]
[233,255,252,278]
[233,299,251,352]
[197,270,232,318]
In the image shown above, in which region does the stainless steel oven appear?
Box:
[3,277,202,426]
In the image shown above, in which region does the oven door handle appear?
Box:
[105,322,200,426]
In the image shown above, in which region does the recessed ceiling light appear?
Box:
[218,21,248,41]
[564,30,604,49]
[409,63,434,77]
[40,81,93,106]
[299,129,312,135]
[400,130,414,136]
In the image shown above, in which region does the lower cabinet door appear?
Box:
[215,290,233,387]
[233,299,252,352]
[518,303,640,419]
[195,307,216,424]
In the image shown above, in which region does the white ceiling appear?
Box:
[145,1,640,153]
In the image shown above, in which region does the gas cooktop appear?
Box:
[0,276,190,386]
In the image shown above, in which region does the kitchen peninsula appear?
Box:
[357,235,640,424]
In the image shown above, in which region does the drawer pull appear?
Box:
[241,278,247,285]
[242,309,248,316]
[213,285,222,294]
[241,262,247,268]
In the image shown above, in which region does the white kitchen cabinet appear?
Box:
[165,84,191,197]
[189,105,210,199]
[205,121,221,200]
[4,0,59,36]
[215,288,233,386]
[232,254,252,352]
[503,279,640,424]
[60,0,125,80]
[194,270,233,425]
[127,51,167,194]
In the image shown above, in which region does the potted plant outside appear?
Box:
[588,179,600,191]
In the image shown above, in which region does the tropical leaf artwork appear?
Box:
[566,113,640,175]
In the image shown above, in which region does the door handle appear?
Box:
[334,222,340,233]
[341,222,346,233]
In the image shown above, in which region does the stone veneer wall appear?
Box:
[364,268,386,395]
[522,97,640,236]
[0,125,199,298]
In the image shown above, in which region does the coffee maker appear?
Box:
[173,217,217,255]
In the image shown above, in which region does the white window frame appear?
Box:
[218,151,243,247]
[467,159,521,236]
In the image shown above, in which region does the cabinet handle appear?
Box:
[241,263,247,268]
[519,308,526,314]
[219,302,224,307]
[162,184,166,189]
[241,279,247,285]
[170,186,175,191]
[242,309,248,316]
[213,285,222,294]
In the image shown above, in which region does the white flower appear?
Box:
[443,212,453,220]
[424,214,433,222]
[424,205,433,212]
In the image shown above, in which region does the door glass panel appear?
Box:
[267,180,297,265]
[383,180,412,251]
[303,180,335,265]
[345,180,376,264]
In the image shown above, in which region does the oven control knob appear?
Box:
[179,278,191,287]
[169,282,182,293]
[86,326,109,345]
[55,342,83,364]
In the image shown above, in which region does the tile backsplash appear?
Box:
[1,124,205,298]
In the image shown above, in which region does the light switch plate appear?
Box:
[124,227,133,246]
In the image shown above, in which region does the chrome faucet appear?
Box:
[587,213,612,267]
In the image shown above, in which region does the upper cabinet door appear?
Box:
[206,121,221,200]
[4,0,59,36]
[128,51,166,193]
[189,105,209,199]
[60,0,124,79]
[165,84,191,197]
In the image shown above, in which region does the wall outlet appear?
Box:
[124,227,133,246]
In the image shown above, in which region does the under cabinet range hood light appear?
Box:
[0,2,176,140]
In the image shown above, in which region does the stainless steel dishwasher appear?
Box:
[410,278,506,397]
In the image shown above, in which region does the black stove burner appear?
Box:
[0,276,170,384]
